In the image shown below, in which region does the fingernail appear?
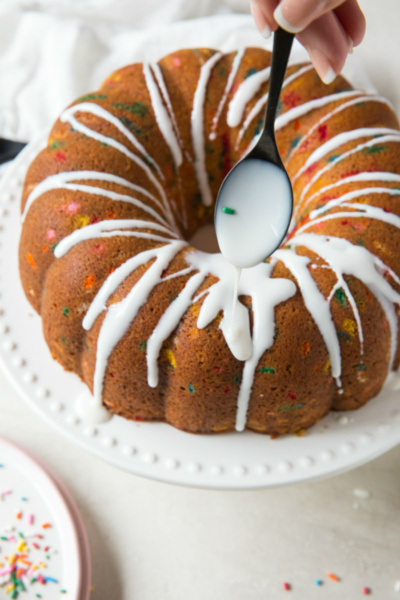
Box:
[321,66,337,85]
[262,24,272,39]
[347,34,354,54]
[308,48,337,85]
[274,3,303,34]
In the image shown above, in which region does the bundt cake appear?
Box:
[19,47,400,436]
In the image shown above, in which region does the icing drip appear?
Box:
[209,49,245,140]
[22,171,170,226]
[88,241,187,402]
[274,91,360,131]
[299,133,400,203]
[60,103,177,230]
[293,172,400,226]
[234,64,314,148]
[278,234,400,382]
[287,95,392,163]
[54,219,178,258]
[191,52,222,207]
[227,66,271,128]
[292,128,400,184]
[307,187,400,221]
[143,63,183,168]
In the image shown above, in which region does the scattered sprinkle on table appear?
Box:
[327,572,340,582]
[283,582,291,591]
[363,586,371,595]
[315,579,323,586]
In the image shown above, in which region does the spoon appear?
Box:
[0,138,27,165]
[215,27,295,269]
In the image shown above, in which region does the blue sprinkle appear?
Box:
[21,497,28,501]
[44,576,58,583]
[188,384,194,393]
[316,579,323,586]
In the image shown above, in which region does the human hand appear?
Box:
[250,0,366,84]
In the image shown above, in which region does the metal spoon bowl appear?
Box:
[215,28,295,269]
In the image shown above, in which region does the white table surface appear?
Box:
[1,1,400,598]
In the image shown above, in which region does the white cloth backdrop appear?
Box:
[0,0,394,144]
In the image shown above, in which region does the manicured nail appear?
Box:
[274,3,303,33]
[321,66,337,85]
[347,34,354,54]
[308,48,337,85]
[262,24,272,39]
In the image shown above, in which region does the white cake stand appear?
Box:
[0,135,399,490]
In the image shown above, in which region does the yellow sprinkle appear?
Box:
[343,318,357,337]
[73,215,91,229]
[323,360,331,373]
[17,540,26,552]
[164,348,176,369]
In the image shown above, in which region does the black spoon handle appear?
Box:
[264,27,295,136]
[0,138,27,165]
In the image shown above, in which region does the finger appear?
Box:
[250,0,279,37]
[296,11,350,84]
[250,1,273,38]
[274,0,346,33]
[334,0,366,47]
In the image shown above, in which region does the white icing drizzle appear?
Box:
[275,91,361,132]
[287,95,392,163]
[299,171,400,216]
[234,64,314,148]
[292,128,400,184]
[22,170,170,225]
[54,219,178,258]
[60,103,177,230]
[89,241,187,402]
[277,234,400,384]
[308,187,400,221]
[227,66,271,128]
[209,49,245,140]
[299,133,400,203]
[191,52,222,207]
[143,63,183,168]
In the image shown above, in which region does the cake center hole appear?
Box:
[189,223,220,254]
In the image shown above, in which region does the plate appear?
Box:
[0,135,399,490]
[0,434,91,598]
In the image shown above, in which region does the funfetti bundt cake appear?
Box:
[19,47,400,436]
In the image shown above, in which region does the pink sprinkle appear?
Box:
[0,567,14,576]
[46,228,56,240]
[172,56,181,67]
[283,582,291,591]
[32,542,40,549]
[44,545,50,552]
[38,574,46,584]
[66,201,80,214]
[27,513,34,525]
[2,489,11,496]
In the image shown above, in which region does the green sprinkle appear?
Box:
[139,341,147,351]
[245,68,257,78]
[112,102,148,117]
[356,364,366,371]
[51,140,66,149]
[259,367,276,374]
[77,93,107,102]
[222,207,235,215]
[188,384,195,393]
[365,145,386,154]
[62,307,69,316]
[334,288,348,307]
[277,403,304,412]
